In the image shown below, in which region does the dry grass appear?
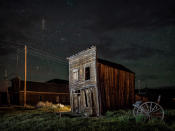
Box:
[36,101,71,112]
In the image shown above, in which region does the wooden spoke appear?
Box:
[152,107,161,113]
[151,104,158,112]
[145,103,149,112]
[149,102,152,112]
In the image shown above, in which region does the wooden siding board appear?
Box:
[97,61,135,114]
[68,47,99,116]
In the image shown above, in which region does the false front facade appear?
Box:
[68,46,135,116]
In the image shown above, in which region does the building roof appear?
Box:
[11,77,69,93]
[20,81,69,93]
[47,79,68,84]
[97,58,134,73]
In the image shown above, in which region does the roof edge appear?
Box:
[97,58,135,74]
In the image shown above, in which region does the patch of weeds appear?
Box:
[1,109,175,131]
[135,114,147,124]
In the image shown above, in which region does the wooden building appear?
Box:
[9,77,70,106]
[67,46,135,116]
[0,80,11,105]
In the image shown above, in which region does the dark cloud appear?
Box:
[0,0,174,87]
[96,36,115,57]
[0,6,40,42]
[85,0,175,32]
[112,44,166,60]
[0,30,27,42]
[96,39,166,60]
[137,74,158,81]
[0,47,15,56]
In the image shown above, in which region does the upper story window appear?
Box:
[73,69,78,81]
[85,67,90,80]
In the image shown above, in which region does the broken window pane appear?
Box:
[85,67,90,80]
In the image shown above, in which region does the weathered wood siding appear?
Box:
[68,46,99,116]
[9,78,70,106]
[68,46,135,116]
[97,62,135,114]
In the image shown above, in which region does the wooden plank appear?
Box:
[97,61,135,114]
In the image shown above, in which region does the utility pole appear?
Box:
[24,45,27,107]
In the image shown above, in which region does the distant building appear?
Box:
[0,69,11,105]
[0,80,11,105]
[67,46,135,116]
[8,77,70,106]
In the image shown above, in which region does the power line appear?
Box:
[0,39,68,80]
[0,39,25,46]
[28,49,68,78]
[28,47,67,64]
[29,49,68,65]
[30,47,66,62]
[0,40,69,80]
[0,39,68,65]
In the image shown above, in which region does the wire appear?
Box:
[28,45,67,61]
[0,39,25,46]
[0,39,68,64]
[0,40,69,79]
[29,49,68,65]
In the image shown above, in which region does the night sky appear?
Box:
[0,0,175,88]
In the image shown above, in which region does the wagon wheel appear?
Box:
[132,101,142,117]
[133,106,138,117]
[136,102,164,121]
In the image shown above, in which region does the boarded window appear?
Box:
[73,69,78,81]
[85,67,90,80]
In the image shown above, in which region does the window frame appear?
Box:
[72,68,79,81]
[84,66,91,81]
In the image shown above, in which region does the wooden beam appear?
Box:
[20,91,69,95]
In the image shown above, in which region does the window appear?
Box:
[75,90,80,96]
[85,67,90,80]
[39,96,42,101]
[73,69,78,81]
